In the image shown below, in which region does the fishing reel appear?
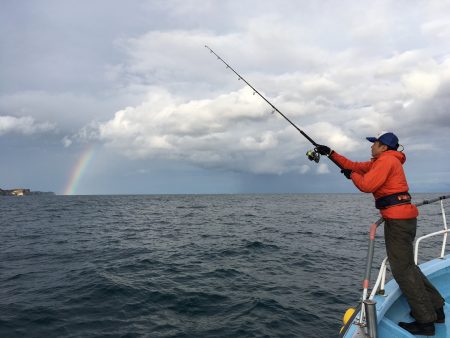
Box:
[306,149,320,163]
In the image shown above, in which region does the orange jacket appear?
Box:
[331,150,419,219]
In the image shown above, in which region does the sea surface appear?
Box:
[0,193,447,338]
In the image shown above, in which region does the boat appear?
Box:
[339,195,450,337]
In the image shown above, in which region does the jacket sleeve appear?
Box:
[351,156,393,193]
[330,152,372,174]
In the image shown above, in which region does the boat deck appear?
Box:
[345,255,450,337]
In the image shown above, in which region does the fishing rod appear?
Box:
[205,45,342,170]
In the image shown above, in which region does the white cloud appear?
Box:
[298,165,311,174]
[376,51,424,77]
[402,69,441,99]
[239,132,278,151]
[62,136,72,147]
[96,87,299,174]
[0,115,55,135]
[317,163,330,174]
[89,14,450,175]
[422,19,450,41]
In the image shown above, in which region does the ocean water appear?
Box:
[0,193,447,338]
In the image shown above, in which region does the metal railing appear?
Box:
[414,199,449,264]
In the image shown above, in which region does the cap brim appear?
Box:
[366,137,377,143]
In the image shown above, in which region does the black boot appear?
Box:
[399,321,435,336]
[410,307,445,323]
[436,307,445,323]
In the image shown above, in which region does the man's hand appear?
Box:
[316,145,332,156]
[341,169,352,179]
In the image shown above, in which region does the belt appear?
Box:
[375,192,411,209]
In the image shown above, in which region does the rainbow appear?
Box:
[64,145,95,195]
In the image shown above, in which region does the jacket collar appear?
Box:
[372,150,406,164]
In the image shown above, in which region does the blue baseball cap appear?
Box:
[366,131,399,149]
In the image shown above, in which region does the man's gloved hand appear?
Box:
[316,145,332,156]
[341,169,352,179]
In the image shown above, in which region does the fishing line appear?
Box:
[205,45,342,170]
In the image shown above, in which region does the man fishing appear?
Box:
[316,132,445,336]
[205,46,446,336]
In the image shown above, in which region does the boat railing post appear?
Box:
[364,299,378,338]
[440,200,448,258]
[380,261,387,295]
[359,218,384,325]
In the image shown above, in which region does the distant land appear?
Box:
[0,188,55,196]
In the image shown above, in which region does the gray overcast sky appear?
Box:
[1,0,449,194]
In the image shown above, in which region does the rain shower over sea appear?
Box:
[1,194,445,337]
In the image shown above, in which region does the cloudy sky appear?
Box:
[1,0,449,194]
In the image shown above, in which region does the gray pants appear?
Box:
[384,218,444,323]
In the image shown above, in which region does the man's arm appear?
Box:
[351,157,392,193]
[330,151,372,174]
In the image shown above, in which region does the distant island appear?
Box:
[0,188,55,196]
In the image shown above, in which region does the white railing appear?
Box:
[369,257,388,300]
[414,200,449,264]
